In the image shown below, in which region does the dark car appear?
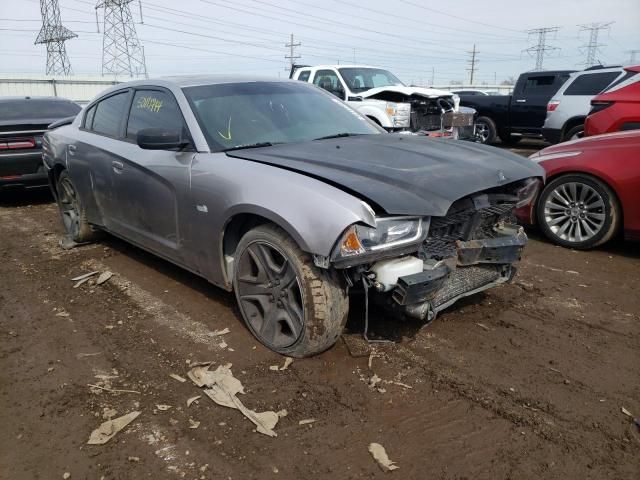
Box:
[0,96,81,191]
[43,76,543,357]
[458,71,575,144]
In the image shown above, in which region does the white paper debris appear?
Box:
[621,406,633,417]
[87,411,141,445]
[156,404,172,411]
[280,357,293,371]
[63,473,71,479]
[187,395,201,407]
[269,365,279,371]
[70,271,99,282]
[368,443,399,472]
[170,373,187,383]
[211,327,230,336]
[96,271,113,285]
[298,419,316,425]
[188,419,200,429]
[187,363,279,437]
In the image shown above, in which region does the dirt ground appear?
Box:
[1,144,639,479]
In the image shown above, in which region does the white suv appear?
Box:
[542,66,627,143]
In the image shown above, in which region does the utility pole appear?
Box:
[285,34,301,72]
[524,27,560,70]
[578,22,614,67]
[35,0,77,75]
[431,67,435,86]
[626,49,640,64]
[96,0,147,78]
[467,44,478,84]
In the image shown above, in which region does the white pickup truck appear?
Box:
[290,64,475,138]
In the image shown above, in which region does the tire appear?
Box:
[55,170,100,243]
[564,125,584,142]
[498,134,521,145]
[536,174,620,249]
[475,116,497,144]
[232,224,349,357]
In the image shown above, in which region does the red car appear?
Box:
[584,65,640,136]
[517,130,640,249]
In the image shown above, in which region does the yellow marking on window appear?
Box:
[217,116,232,141]
[136,96,164,113]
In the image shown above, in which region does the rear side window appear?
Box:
[91,92,129,137]
[126,89,189,141]
[84,104,96,129]
[603,71,637,92]
[297,71,310,82]
[522,76,556,94]
[564,72,621,95]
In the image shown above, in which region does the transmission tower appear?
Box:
[467,44,479,84]
[524,27,560,70]
[578,22,614,67]
[96,1,147,77]
[35,0,77,75]
[285,34,301,71]
[626,49,640,64]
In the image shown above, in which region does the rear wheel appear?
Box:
[475,116,497,144]
[55,170,100,243]
[537,174,620,249]
[233,225,348,357]
[564,125,584,141]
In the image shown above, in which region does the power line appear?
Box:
[284,33,300,71]
[578,22,614,67]
[524,27,560,70]
[96,0,147,77]
[467,44,479,84]
[35,0,77,75]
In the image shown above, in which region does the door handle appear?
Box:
[516,99,527,103]
[112,160,124,173]
[68,145,76,155]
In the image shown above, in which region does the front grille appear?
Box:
[431,265,502,309]
[422,200,516,260]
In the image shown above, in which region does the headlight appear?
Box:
[516,178,542,208]
[385,102,398,116]
[334,216,429,260]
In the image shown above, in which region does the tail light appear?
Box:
[589,100,614,114]
[547,100,560,112]
[0,137,36,150]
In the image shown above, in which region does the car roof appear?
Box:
[295,65,385,70]
[0,96,76,102]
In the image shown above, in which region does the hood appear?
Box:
[226,135,543,217]
[359,85,454,99]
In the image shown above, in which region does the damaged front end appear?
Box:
[333,179,539,324]
[366,91,475,139]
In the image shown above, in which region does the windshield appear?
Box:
[338,68,405,93]
[183,81,382,152]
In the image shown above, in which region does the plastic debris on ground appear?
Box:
[87,411,141,445]
[187,395,201,407]
[96,271,113,285]
[169,373,187,383]
[368,442,399,472]
[187,362,280,437]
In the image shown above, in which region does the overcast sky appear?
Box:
[1,0,638,85]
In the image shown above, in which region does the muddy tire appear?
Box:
[55,170,100,243]
[233,224,348,357]
[537,173,620,249]
[475,116,497,144]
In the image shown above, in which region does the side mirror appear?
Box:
[137,128,189,150]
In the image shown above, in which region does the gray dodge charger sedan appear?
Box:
[43,75,543,357]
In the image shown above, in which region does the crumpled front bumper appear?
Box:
[392,224,526,320]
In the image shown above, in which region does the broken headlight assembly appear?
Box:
[332,216,429,264]
[515,177,542,208]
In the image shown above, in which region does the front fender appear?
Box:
[187,154,377,287]
[351,102,394,128]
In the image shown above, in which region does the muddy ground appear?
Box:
[1,143,639,479]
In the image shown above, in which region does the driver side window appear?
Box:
[126,89,191,143]
[313,70,345,100]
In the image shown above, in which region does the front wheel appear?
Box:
[564,125,584,141]
[536,174,621,249]
[233,225,349,357]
